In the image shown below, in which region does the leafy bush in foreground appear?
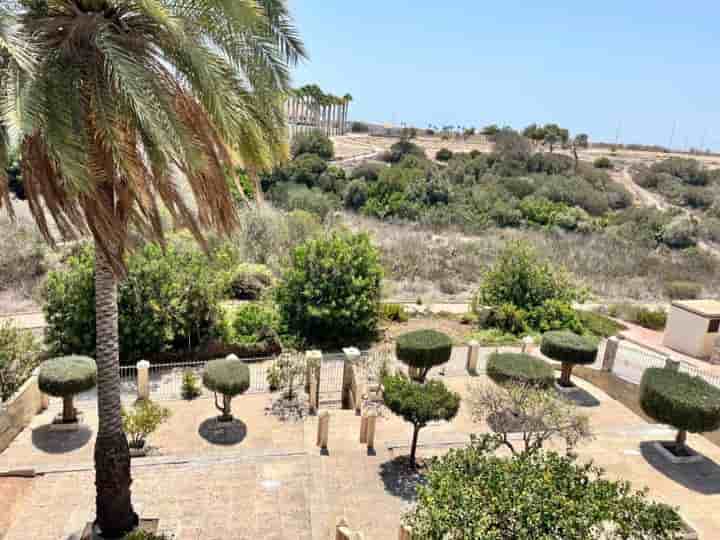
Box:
[0,321,40,401]
[405,441,683,538]
[276,231,383,345]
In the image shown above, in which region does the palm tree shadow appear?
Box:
[639,441,720,494]
[378,456,423,502]
[198,417,247,446]
[31,424,93,454]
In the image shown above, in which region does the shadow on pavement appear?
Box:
[640,441,720,495]
[31,425,93,454]
[198,417,247,446]
[561,386,601,408]
[378,456,422,502]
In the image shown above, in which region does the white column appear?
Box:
[317,411,330,450]
[137,360,150,401]
[366,410,377,451]
[602,336,621,372]
[466,340,480,373]
[306,350,322,414]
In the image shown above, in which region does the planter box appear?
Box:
[81,518,159,540]
[653,441,704,465]
[49,412,84,432]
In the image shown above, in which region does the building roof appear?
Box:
[672,300,720,318]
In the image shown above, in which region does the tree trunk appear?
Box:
[675,429,687,452]
[94,246,138,538]
[560,362,573,387]
[410,425,421,466]
[62,395,76,423]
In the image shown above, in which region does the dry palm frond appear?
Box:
[0,0,306,273]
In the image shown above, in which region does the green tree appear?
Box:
[571,133,590,171]
[395,329,452,382]
[0,2,304,536]
[203,356,251,422]
[276,231,383,345]
[405,440,684,539]
[382,374,460,466]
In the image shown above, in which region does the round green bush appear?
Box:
[291,131,334,160]
[38,356,97,397]
[203,357,251,397]
[436,148,453,162]
[640,368,720,434]
[540,331,598,365]
[396,330,452,379]
[487,353,554,388]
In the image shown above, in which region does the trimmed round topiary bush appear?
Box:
[38,356,97,423]
[396,330,453,382]
[487,353,554,388]
[540,331,598,387]
[203,355,251,421]
[640,367,720,453]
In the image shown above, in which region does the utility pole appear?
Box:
[614,121,622,147]
[668,120,677,151]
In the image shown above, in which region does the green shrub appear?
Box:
[225,263,273,300]
[344,179,369,210]
[486,303,529,334]
[487,352,554,388]
[576,310,626,338]
[270,183,339,220]
[640,368,720,450]
[282,153,328,187]
[435,148,453,162]
[291,131,334,160]
[317,166,347,195]
[635,308,667,331]
[350,161,385,182]
[381,303,409,323]
[385,139,426,163]
[203,356,251,421]
[382,374,461,464]
[406,444,684,538]
[593,156,613,169]
[121,400,171,449]
[541,331,598,387]
[181,370,201,400]
[45,242,223,363]
[231,303,279,344]
[276,231,383,345]
[396,329,453,382]
[0,321,40,401]
[38,356,97,423]
[664,281,702,300]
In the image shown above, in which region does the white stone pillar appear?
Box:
[466,340,480,374]
[306,350,322,414]
[343,347,361,410]
[317,411,330,450]
[137,360,150,401]
[602,336,621,372]
[360,413,369,444]
[665,357,680,372]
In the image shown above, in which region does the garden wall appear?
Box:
[0,373,44,453]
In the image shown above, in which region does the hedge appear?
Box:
[640,368,720,434]
[38,356,97,397]
[396,330,453,378]
[487,353,554,388]
[203,357,251,397]
[540,331,598,365]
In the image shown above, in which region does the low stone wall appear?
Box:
[0,373,44,453]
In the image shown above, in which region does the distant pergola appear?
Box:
[286,85,352,138]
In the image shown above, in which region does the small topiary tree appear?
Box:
[640,367,720,454]
[382,374,461,466]
[540,331,598,388]
[396,329,452,383]
[202,356,250,422]
[38,356,97,423]
[487,353,554,389]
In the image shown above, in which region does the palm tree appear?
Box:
[0,1,304,537]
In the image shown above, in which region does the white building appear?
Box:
[663,300,720,360]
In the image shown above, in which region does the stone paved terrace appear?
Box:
[2,371,720,539]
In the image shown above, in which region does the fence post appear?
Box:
[360,412,369,444]
[466,340,480,374]
[665,357,680,372]
[137,360,150,401]
[317,411,330,451]
[602,336,622,372]
[307,350,322,414]
[343,347,361,410]
[366,410,377,451]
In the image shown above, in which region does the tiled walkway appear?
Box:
[3,373,720,539]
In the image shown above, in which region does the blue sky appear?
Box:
[290,1,720,150]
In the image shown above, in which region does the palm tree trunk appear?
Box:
[94,245,138,538]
